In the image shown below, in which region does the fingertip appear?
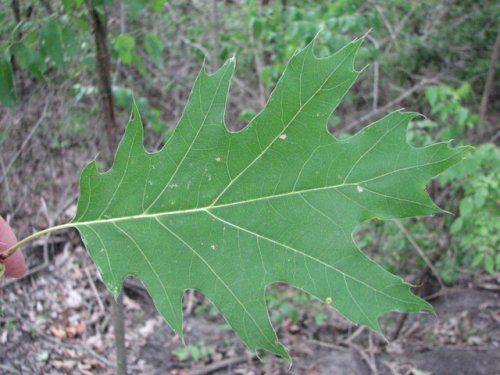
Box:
[0,216,26,278]
[4,250,26,278]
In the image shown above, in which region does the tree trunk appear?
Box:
[111,293,128,374]
[11,0,21,26]
[85,0,117,162]
[85,2,127,375]
[479,29,500,125]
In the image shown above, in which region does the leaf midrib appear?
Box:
[73,153,455,228]
[79,193,427,312]
[74,154,452,309]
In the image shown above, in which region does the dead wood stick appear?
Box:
[391,230,450,340]
[190,354,255,375]
[479,28,500,124]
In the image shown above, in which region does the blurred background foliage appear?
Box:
[0,0,498,305]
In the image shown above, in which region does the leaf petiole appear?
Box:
[0,222,76,261]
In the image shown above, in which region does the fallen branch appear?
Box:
[391,226,451,340]
[395,220,443,288]
[189,354,255,375]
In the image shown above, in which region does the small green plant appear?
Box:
[3,317,17,330]
[407,83,478,147]
[266,286,329,327]
[425,83,478,141]
[172,342,213,362]
[415,82,499,274]
[441,144,500,274]
[360,83,498,282]
[0,3,91,109]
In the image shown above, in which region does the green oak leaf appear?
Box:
[72,38,469,360]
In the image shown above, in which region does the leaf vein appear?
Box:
[210,50,356,206]
[206,211,423,307]
[154,217,276,349]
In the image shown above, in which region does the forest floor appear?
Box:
[0,236,499,375]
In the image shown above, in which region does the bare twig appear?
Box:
[393,9,413,42]
[185,288,195,315]
[112,0,126,84]
[84,260,106,314]
[0,235,70,288]
[395,220,443,288]
[491,130,500,143]
[342,76,440,132]
[479,28,500,124]
[165,2,211,58]
[233,76,259,98]
[368,331,379,375]
[374,5,398,49]
[0,154,14,213]
[1,261,50,287]
[344,325,365,344]
[347,342,379,375]
[365,34,380,111]
[391,226,451,340]
[210,0,220,69]
[308,339,349,352]
[0,101,49,184]
[249,32,268,108]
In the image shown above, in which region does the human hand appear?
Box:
[0,216,26,278]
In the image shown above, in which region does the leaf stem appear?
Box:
[0,222,76,261]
